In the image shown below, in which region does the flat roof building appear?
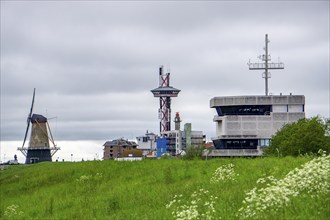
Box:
[103,138,138,160]
[136,131,158,157]
[209,94,305,156]
[161,122,205,156]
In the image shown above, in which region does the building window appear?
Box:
[216,105,272,116]
[259,139,270,147]
[213,139,258,149]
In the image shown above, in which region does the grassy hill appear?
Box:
[1,156,329,219]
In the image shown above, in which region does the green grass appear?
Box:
[0,156,329,219]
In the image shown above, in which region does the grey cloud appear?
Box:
[1,1,329,143]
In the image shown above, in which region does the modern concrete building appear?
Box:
[103,138,138,160]
[136,131,158,157]
[161,122,205,156]
[136,113,205,157]
[209,94,305,156]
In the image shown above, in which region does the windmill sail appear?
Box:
[22,88,35,148]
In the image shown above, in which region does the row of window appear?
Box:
[216,104,304,116]
[213,138,270,149]
[216,105,272,116]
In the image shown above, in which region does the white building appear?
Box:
[137,113,205,157]
[136,131,158,157]
[161,123,205,156]
[209,94,305,156]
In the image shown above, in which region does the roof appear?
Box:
[210,95,305,108]
[103,138,138,147]
[151,86,180,97]
[31,114,47,123]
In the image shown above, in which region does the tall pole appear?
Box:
[248,34,284,96]
[265,34,269,96]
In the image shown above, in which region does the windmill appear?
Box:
[17,88,60,164]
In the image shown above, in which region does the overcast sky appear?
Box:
[1,1,329,161]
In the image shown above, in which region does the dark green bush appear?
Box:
[265,116,330,156]
[183,145,205,160]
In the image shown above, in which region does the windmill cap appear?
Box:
[31,114,47,123]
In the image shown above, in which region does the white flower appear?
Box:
[210,163,237,184]
[237,154,330,219]
[166,188,218,219]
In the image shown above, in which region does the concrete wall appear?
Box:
[211,95,305,139]
[213,112,305,138]
[136,133,157,151]
[184,123,192,148]
[210,95,305,107]
[208,148,263,157]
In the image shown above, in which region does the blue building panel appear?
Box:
[156,138,168,158]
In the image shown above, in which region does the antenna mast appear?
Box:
[248,34,284,96]
[151,65,180,133]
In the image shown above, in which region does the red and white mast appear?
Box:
[151,66,180,133]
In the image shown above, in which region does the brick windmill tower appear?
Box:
[18,88,60,164]
[151,66,180,133]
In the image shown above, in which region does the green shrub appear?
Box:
[265,116,330,156]
[183,145,205,160]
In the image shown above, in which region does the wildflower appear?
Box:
[237,154,330,219]
[210,163,237,184]
[166,188,217,220]
[4,204,24,218]
[76,175,92,182]
[256,177,266,184]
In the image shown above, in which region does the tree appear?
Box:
[265,116,330,156]
[182,145,205,160]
